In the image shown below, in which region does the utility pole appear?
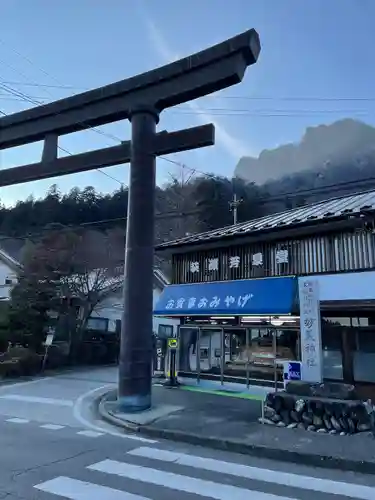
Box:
[229,193,243,225]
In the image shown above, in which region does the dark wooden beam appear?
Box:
[0,124,215,187]
[0,29,260,149]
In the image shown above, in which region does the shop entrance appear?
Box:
[177,322,300,387]
[321,308,375,399]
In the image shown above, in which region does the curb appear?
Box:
[98,390,375,475]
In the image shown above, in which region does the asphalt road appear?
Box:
[0,367,375,499]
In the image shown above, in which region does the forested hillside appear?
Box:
[0,156,374,252]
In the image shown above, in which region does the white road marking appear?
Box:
[72,384,157,443]
[128,447,375,500]
[34,476,149,499]
[77,430,104,437]
[6,418,29,424]
[0,394,73,406]
[0,376,52,391]
[40,424,65,430]
[88,459,296,500]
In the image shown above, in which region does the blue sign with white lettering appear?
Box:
[154,277,296,316]
[284,361,302,381]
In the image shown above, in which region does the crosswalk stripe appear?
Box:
[0,394,74,406]
[77,430,104,437]
[128,446,374,499]
[6,418,29,424]
[34,476,150,499]
[88,459,297,500]
[40,424,65,430]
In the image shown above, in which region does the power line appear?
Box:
[0,92,371,116]
[4,79,375,102]
[0,95,123,187]
[0,42,126,188]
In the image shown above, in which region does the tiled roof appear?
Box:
[156,189,375,250]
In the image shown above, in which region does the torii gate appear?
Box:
[0,28,261,412]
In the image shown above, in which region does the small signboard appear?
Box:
[45,333,55,347]
[158,324,174,339]
[283,361,302,388]
[168,338,178,349]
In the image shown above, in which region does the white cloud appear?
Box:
[145,19,252,160]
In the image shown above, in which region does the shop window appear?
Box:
[275,329,298,361]
[198,329,222,375]
[354,329,375,383]
[352,317,369,327]
[321,325,343,380]
[322,316,372,327]
[178,327,198,373]
[322,317,351,327]
[86,317,108,332]
[223,329,247,379]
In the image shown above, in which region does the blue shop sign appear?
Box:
[154,277,296,316]
[284,361,302,381]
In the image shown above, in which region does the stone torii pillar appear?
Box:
[119,106,160,411]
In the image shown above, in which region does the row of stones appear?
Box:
[259,392,372,436]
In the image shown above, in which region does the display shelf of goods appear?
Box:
[259,391,373,435]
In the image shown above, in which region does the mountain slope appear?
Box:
[235,119,375,185]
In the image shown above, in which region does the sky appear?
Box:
[1,0,375,206]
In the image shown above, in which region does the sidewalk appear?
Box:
[99,383,375,474]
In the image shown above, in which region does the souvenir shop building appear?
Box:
[154,189,375,397]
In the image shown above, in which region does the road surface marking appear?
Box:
[34,476,149,499]
[128,446,375,499]
[88,459,296,500]
[0,376,52,391]
[77,430,104,437]
[40,424,65,430]
[6,417,29,424]
[0,394,73,406]
[73,384,157,443]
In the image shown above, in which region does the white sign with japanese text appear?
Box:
[207,258,219,271]
[252,252,263,266]
[165,293,254,311]
[229,256,240,268]
[190,261,200,273]
[298,279,323,383]
[276,249,289,264]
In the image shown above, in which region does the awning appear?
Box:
[154,277,297,316]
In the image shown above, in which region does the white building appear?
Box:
[0,247,21,300]
[89,267,179,335]
[0,239,178,338]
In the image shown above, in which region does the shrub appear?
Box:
[44,344,69,370]
[0,346,42,377]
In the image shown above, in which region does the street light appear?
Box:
[270,316,284,327]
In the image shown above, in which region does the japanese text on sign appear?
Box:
[189,255,245,273]
[252,252,263,266]
[276,249,289,264]
[165,293,254,310]
[207,258,219,271]
[298,279,322,383]
[229,256,240,268]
